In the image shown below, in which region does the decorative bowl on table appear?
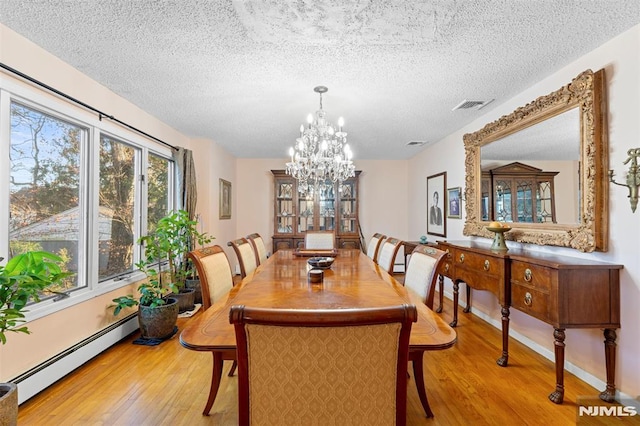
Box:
[485,223,512,251]
[307,257,335,270]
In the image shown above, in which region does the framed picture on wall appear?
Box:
[427,172,446,237]
[219,178,231,220]
[447,187,462,219]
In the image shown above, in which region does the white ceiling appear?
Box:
[1,1,638,160]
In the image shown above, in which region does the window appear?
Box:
[147,153,170,233]
[99,135,137,281]
[2,87,175,316]
[10,101,85,292]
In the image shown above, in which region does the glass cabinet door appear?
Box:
[276,181,294,234]
[318,184,335,231]
[339,180,357,233]
[298,193,314,232]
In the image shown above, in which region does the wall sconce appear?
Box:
[609,148,640,212]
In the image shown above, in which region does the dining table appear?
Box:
[179,248,457,417]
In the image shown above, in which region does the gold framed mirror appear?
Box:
[463,69,608,252]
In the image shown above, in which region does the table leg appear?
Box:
[203,352,224,416]
[450,281,459,327]
[599,328,617,402]
[496,305,510,367]
[410,351,434,418]
[548,328,565,404]
[435,275,444,313]
[463,284,471,313]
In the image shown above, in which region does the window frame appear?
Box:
[0,78,175,322]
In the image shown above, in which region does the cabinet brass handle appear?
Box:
[459,253,465,263]
[483,260,490,271]
[524,268,532,282]
[524,292,533,306]
[444,264,450,272]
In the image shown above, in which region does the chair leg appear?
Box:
[228,360,237,376]
[411,352,434,418]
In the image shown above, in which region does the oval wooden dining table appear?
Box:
[180,248,457,417]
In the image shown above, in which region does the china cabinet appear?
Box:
[271,170,361,252]
[481,162,558,223]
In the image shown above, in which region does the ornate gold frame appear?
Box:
[463,69,609,252]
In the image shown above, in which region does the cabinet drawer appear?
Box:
[438,249,454,278]
[512,282,550,322]
[453,249,504,278]
[511,261,553,291]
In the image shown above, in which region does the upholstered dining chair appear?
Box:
[403,244,448,418]
[304,231,336,250]
[229,304,417,426]
[228,237,258,278]
[247,233,268,265]
[376,237,403,274]
[186,245,238,410]
[366,232,386,263]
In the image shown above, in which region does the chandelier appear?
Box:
[286,86,355,193]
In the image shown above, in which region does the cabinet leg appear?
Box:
[435,275,444,313]
[599,328,617,402]
[463,284,471,313]
[549,328,565,404]
[496,305,510,367]
[450,281,459,327]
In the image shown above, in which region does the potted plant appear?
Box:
[0,251,72,425]
[111,210,212,337]
[144,210,213,311]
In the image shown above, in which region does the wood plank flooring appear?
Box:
[17,293,625,425]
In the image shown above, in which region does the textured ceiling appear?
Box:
[1,1,638,160]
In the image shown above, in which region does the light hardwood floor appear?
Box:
[17,293,626,425]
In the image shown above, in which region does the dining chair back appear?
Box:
[247,233,268,265]
[230,304,417,426]
[228,238,258,278]
[187,245,234,310]
[304,231,335,250]
[366,232,386,263]
[404,245,447,309]
[377,237,403,274]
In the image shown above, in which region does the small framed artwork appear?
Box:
[219,178,231,220]
[427,172,446,237]
[447,187,462,219]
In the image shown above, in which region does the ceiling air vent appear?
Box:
[451,99,494,111]
[407,141,426,147]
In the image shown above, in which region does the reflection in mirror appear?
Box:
[463,69,608,252]
[480,108,581,225]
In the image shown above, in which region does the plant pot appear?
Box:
[0,382,18,426]
[185,278,202,304]
[172,287,196,313]
[137,297,179,339]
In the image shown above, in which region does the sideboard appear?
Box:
[436,240,622,404]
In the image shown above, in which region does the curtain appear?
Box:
[173,147,197,220]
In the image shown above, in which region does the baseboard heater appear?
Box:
[11,314,139,404]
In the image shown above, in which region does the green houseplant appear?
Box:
[111,210,212,336]
[0,251,72,425]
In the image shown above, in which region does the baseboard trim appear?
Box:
[12,314,138,404]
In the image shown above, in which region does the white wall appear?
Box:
[409,24,640,399]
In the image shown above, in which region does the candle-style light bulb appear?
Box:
[307,113,313,129]
[338,117,344,131]
[289,147,294,162]
[299,124,304,137]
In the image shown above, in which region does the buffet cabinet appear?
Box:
[271,170,361,252]
[437,240,622,404]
